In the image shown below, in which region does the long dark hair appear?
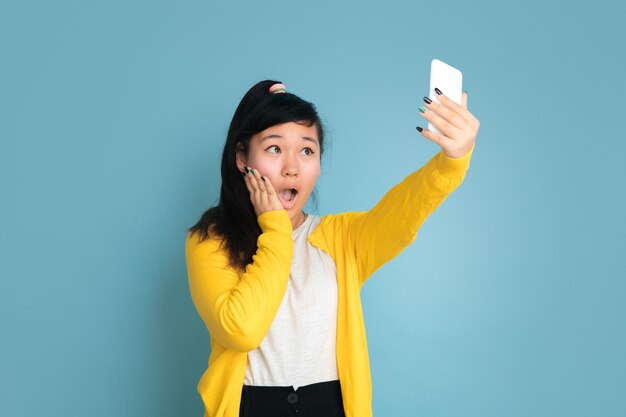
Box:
[188,80,326,271]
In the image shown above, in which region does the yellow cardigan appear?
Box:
[185,145,474,417]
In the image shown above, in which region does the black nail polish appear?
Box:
[435,87,443,95]
[423,96,432,104]
[244,166,250,173]
[416,126,423,132]
[261,177,265,182]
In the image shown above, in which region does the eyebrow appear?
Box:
[260,134,319,146]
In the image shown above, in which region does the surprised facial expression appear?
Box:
[236,122,321,221]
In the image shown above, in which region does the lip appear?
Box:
[278,188,298,209]
[281,183,298,192]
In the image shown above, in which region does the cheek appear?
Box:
[303,164,321,188]
[309,162,321,177]
[253,161,280,180]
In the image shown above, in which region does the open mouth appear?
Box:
[278,188,298,208]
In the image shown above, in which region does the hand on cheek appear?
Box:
[242,166,284,217]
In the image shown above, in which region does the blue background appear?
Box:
[1,0,624,416]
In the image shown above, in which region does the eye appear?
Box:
[266,145,280,154]
[302,148,315,156]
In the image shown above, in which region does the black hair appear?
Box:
[188,80,326,270]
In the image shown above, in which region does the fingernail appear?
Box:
[261,177,265,182]
[244,166,250,173]
[435,87,443,95]
[416,126,423,132]
[423,96,432,105]
[463,90,468,94]
[418,106,427,114]
[250,169,256,176]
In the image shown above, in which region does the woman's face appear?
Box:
[236,122,321,225]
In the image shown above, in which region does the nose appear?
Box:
[282,165,298,177]
[282,156,299,177]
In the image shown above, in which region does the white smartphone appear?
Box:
[428,59,463,135]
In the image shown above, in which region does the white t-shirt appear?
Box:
[244,213,339,390]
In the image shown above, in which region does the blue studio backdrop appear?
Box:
[1,0,624,416]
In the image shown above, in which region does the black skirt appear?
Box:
[239,380,346,417]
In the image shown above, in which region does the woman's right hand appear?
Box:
[242,166,284,217]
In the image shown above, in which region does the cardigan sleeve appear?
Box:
[349,144,475,286]
[185,209,294,352]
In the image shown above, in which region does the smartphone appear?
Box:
[428,59,463,135]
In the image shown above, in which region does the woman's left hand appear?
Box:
[417,90,480,159]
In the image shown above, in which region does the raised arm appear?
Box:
[185,209,293,352]
[350,146,474,285]
[352,89,480,285]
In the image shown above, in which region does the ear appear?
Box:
[235,142,247,172]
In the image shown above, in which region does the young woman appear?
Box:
[186,80,480,417]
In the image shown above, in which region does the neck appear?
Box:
[291,211,307,230]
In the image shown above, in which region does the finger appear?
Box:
[251,168,266,193]
[245,167,262,203]
[261,175,281,209]
[456,91,480,127]
[250,168,272,212]
[418,106,462,139]
[260,175,283,210]
[263,175,283,210]
[243,169,255,195]
[416,126,452,149]
[251,168,271,209]
[253,175,267,207]
[248,168,265,205]
[422,98,469,132]
[434,88,474,125]
[263,175,277,196]
[243,171,261,214]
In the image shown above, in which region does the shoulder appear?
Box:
[308,211,366,246]
[316,211,366,230]
[185,228,227,261]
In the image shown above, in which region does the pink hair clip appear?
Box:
[269,83,286,94]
